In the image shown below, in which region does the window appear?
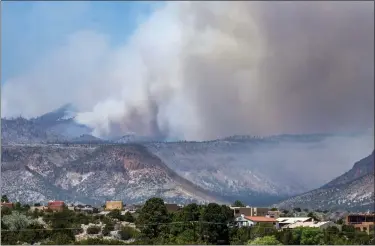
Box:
[235,209,239,214]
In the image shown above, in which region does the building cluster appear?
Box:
[28,201,97,213]
[345,213,375,233]
[1,200,374,235]
[2,199,182,215]
[229,205,375,235]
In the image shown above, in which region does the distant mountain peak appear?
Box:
[1,104,92,144]
[35,104,78,123]
[55,103,76,112]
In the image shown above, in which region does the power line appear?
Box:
[1,227,83,232]
[2,222,374,236]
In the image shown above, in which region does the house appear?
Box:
[345,213,375,234]
[276,217,312,228]
[47,201,65,212]
[1,202,14,209]
[99,211,110,216]
[105,201,123,211]
[125,204,137,212]
[235,215,279,229]
[235,215,251,228]
[30,206,48,212]
[81,207,94,214]
[283,221,340,231]
[230,206,269,218]
[165,203,180,213]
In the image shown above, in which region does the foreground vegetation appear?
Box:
[1,197,374,245]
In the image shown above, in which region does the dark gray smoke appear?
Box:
[176,1,374,139]
[2,1,373,141]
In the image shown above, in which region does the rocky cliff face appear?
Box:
[274,152,375,211]
[1,144,220,205]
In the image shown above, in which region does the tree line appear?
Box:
[1,197,374,245]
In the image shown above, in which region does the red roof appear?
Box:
[48,201,65,206]
[1,202,14,208]
[245,216,277,222]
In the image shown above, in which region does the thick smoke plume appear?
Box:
[2,1,374,140]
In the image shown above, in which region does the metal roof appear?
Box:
[276,217,311,223]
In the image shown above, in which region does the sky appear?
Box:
[1,1,163,82]
[1,1,374,141]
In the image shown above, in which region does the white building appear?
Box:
[98,211,110,216]
[282,221,340,231]
[235,215,279,229]
[230,206,269,218]
[277,217,312,228]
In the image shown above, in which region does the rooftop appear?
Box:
[48,201,64,206]
[284,221,333,229]
[245,216,277,222]
[276,217,311,224]
[347,213,375,216]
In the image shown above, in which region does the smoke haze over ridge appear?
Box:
[2,1,374,141]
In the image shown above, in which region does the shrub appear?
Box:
[248,235,282,245]
[2,211,33,231]
[1,206,12,216]
[72,224,84,235]
[1,195,9,202]
[307,212,320,222]
[74,238,124,245]
[87,226,101,234]
[101,216,115,227]
[18,222,49,244]
[75,213,91,225]
[31,209,40,219]
[108,209,125,221]
[50,231,74,244]
[123,212,135,223]
[102,224,114,236]
[118,226,137,240]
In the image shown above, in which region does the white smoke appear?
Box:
[2,1,374,141]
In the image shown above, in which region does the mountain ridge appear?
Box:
[322,151,374,189]
[2,105,373,207]
[1,144,224,205]
[274,151,375,211]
